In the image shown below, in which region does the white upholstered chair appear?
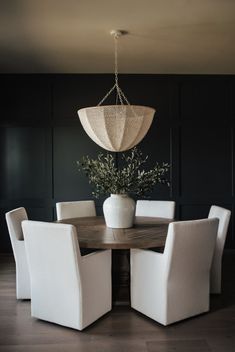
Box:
[22,220,112,331]
[5,207,31,299]
[56,200,96,220]
[131,218,218,326]
[208,205,231,294]
[135,200,175,219]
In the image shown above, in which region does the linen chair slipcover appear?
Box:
[56,200,96,220]
[208,205,231,294]
[5,207,31,299]
[56,200,97,256]
[131,218,218,326]
[22,220,112,331]
[135,200,175,219]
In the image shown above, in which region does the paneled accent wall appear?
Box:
[0,74,235,252]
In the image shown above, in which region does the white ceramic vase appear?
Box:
[103,194,136,229]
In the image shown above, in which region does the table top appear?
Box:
[57,216,172,249]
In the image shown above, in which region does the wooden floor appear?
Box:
[0,252,235,352]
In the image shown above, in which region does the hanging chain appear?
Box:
[97,84,116,106]
[97,31,138,118]
[114,35,124,105]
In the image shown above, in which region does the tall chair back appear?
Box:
[208,205,231,293]
[22,220,111,330]
[131,218,218,325]
[165,219,218,291]
[136,200,175,219]
[5,207,30,299]
[56,200,96,220]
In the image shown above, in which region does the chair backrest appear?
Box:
[22,220,82,300]
[208,205,231,252]
[5,207,28,246]
[56,200,96,220]
[136,200,175,219]
[164,218,219,282]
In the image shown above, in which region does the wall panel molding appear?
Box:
[0,74,234,252]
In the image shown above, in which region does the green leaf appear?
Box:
[76,147,170,198]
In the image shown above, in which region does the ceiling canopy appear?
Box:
[0,0,235,74]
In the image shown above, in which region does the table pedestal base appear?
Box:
[112,250,130,305]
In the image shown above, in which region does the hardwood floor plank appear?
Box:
[147,339,210,352]
[0,251,235,352]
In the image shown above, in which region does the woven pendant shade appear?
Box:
[77,30,156,152]
[78,105,155,152]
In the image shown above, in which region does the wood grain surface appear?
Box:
[57,216,172,249]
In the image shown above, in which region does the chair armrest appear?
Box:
[131,248,165,283]
[81,249,107,260]
[131,248,164,266]
[81,248,111,264]
[81,249,112,292]
[73,248,111,329]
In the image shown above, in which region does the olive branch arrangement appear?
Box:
[77,147,170,198]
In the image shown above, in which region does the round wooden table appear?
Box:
[57,216,172,249]
[57,215,172,304]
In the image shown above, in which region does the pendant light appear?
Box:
[77,30,156,152]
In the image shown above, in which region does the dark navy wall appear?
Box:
[1,74,235,252]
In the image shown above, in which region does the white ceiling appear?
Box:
[1,0,235,74]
